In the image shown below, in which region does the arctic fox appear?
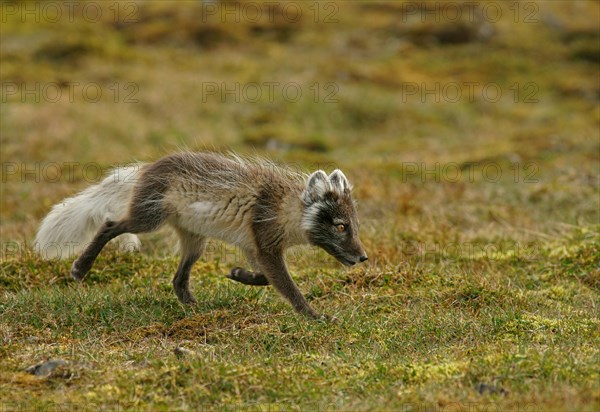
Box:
[35,151,368,319]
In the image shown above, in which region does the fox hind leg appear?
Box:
[172,228,205,305]
[71,204,168,281]
[71,220,130,281]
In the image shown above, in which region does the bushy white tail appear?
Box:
[34,165,144,259]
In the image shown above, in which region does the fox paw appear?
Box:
[174,286,198,305]
[178,294,198,306]
[70,260,88,281]
[227,267,269,286]
[316,313,339,323]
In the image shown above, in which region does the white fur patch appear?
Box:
[301,204,322,231]
[189,201,214,216]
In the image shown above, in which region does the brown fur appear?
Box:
[70,151,365,319]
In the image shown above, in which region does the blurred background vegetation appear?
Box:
[1,0,598,254]
[1,1,599,410]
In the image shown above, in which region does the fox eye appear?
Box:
[336,224,346,233]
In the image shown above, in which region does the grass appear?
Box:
[1,0,599,410]
[1,235,598,410]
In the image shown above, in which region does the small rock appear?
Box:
[174,346,197,359]
[25,359,69,377]
[476,382,508,396]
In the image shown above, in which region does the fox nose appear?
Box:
[359,255,368,262]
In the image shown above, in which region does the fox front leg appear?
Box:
[227,268,269,285]
[227,249,269,286]
[256,250,320,319]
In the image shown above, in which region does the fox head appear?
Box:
[301,169,368,266]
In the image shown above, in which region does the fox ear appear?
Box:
[328,169,351,193]
[303,170,329,204]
